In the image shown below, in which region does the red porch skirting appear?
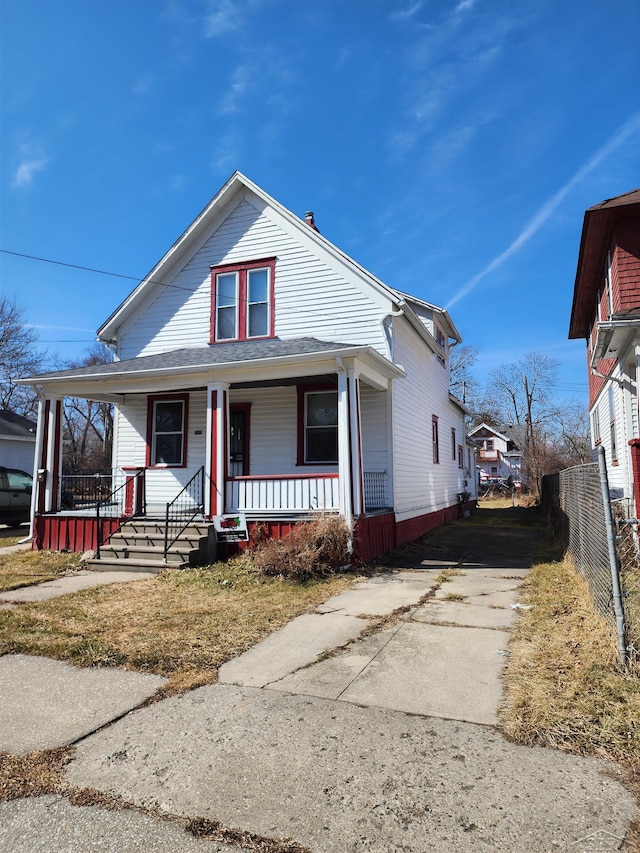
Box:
[33,515,124,552]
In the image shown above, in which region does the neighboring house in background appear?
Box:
[568,188,640,507]
[469,423,523,486]
[20,171,476,565]
[0,410,37,474]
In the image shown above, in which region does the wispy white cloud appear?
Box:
[445,112,640,309]
[25,324,96,332]
[12,154,49,189]
[219,63,254,114]
[390,3,422,21]
[204,0,240,38]
[211,132,241,172]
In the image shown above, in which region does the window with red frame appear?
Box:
[146,394,188,467]
[210,257,275,343]
[432,415,440,464]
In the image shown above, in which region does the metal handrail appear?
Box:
[163,466,205,564]
[95,470,146,559]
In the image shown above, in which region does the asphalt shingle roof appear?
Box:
[0,411,37,439]
[25,337,361,381]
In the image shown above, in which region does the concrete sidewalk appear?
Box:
[0,516,636,852]
[0,569,157,609]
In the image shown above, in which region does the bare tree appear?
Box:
[486,353,564,493]
[449,343,481,406]
[0,296,46,417]
[62,345,114,474]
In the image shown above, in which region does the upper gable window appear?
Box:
[210,257,275,343]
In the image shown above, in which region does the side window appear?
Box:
[432,415,440,464]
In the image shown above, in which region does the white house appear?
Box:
[21,172,476,566]
[468,423,523,486]
[0,410,37,474]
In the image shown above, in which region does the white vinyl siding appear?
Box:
[115,391,207,509]
[391,317,467,520]
[117,194,389,360]
[0,439,36,474]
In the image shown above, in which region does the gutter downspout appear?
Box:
[381,305,404,362]
[20,387,46,545]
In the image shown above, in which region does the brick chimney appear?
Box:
[304,211,320,233]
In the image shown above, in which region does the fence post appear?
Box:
[597,446,628,667]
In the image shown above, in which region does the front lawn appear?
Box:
[0,555,358,694]
[0,550,83,593]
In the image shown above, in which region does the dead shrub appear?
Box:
[250,514,351,581]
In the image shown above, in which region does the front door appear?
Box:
[229,406,249,476]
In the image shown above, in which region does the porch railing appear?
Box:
[364,471,388,511]
[226,474,339,514]
[95,469,146,558]
[163,466,205,563]
[60,472,115,509]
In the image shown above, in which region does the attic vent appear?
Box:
[304,211,320,233]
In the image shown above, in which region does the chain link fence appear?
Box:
[541,458,639,672]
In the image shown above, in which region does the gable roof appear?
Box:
[97,171,404,343]
[96,171,457,356]
[569,188,640,339]
[468,422,509,443]
[0,410,37,441]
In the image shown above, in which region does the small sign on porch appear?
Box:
[213,513,249,543]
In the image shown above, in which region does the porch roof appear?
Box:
[19,337,405,399]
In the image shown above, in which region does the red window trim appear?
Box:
[210,256,276,343]
[296,383,339,467]
[145,393,189,468]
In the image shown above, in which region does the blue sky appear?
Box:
[1,0,639,402]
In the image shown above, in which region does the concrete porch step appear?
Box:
[96,544,199,564]
[89,517,216,573]
[86,556,186,573]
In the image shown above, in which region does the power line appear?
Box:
[1,248,195,294]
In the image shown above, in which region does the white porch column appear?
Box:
[32,395,63,515]
[337,364,353,526]
[205,382,229,518]
[347,366,364,518]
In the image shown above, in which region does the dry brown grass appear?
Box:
[251,514,351,580]
[0,549,83,593]
[499,555,640,770]
[0,557,357,694]
[0,747,73,800]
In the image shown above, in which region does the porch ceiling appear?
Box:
[18,337,404,398]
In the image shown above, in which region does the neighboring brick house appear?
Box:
[468,423,523,486]
[568,188,640,505]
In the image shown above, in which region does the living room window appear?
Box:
[146,394,188,467]
[210,257,275,343]
[297,387,338,465]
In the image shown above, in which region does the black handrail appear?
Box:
[163,466,205,564]
[95,470,146,558]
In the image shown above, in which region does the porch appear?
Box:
[21,338,403,557]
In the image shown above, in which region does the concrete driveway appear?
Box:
[0,512,636,852]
